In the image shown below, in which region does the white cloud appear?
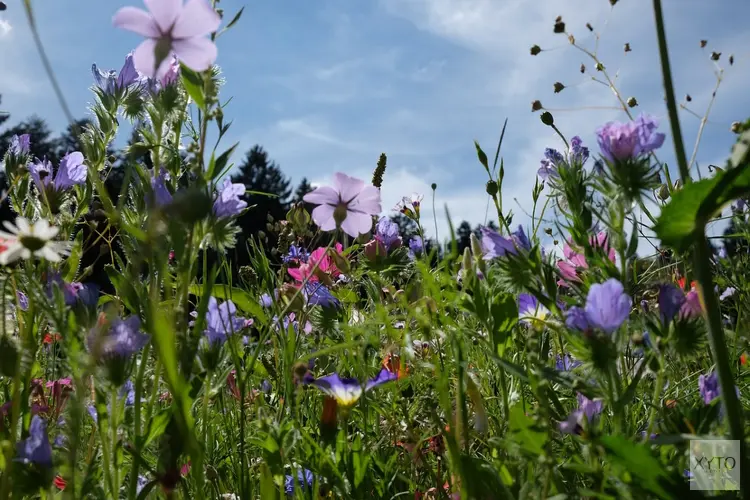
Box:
[0,19,12,38]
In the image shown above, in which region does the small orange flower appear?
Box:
[741,353,747,366]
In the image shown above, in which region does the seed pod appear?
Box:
[627,97,638,108]
[530,45,542,56]
[540,111,554,126]
[531,100,543,112]
[624,42,631,52]
[553,82,565,93]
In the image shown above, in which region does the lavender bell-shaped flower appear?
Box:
[16,415,53,468]
[213,178,247,218]
[583,279,632,334]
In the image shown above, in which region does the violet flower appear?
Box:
[284,469,314,496]
[596,114,665,163]
[213,178,247,218]
[537,147,564,179]
[150,168,173,207]
[698,372,720,405]
[15,416,52,467]
[409,236,423,254]
[720,287,737,301]
[559,393,603,435]
[568,136,590,165]
[92,52,140,94]
[679,290,702,319]
[303,172,382,238]
[88,316,149,359]
[195,297,249,346]
[9,134,30,156]
[283,245,309,264]
[518,294,550,324]
[375,217,402,250]
[304,282,340,309]
[304,367,397,407]
[113,0,221,80]
[583,279,631,334]
[555,354,582,371]
[259,293,273,308]
[28,152,87,193]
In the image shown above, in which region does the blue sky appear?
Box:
[1,0,749,249]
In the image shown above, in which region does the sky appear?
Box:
[1,0,749,252]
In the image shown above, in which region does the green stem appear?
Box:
[127,343,151,499]
[652,0,749,493]
[111,385,120,494]
[202,369,213,455]
[644,358,665,442]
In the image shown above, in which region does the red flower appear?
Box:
[54,475,67,490]
[43,333,62,344]
[741,353,747,366]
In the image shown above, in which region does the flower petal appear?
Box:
[143,0,181,33]
[172,0,221,38]
[171,37,217,72]
[311,205,336,232]
[303,186,339,205]
[133,38,163,79]
[348,185,381,215]
[112,6,161,37]
[340,212,372,238]
[333,172,364,204]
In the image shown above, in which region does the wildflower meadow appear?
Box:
[1,0,750,498]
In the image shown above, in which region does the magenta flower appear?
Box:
[557,232,616,285]
[303,173,381,237]
[596,114,665,163]
[113,0,221,80]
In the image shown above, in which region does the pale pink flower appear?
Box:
[303,173,381,237]
[557,232,616,286]
[113,0,221,80]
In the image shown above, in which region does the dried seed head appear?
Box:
[553,82,565,93]
[596,62,605,71]
[711,51,721,61]
[540,111,554,126]
[531,100,543,112]
[624,42,631,52]
[568,34,575,44]
[580,63,586,74]
[530,45,542,56]
[586,22,593,32]
[553,239,559,246]
[609,0,618,5]
[729,54,734,65]
[731,121,741,133]
[431,183,437,190]
[627,96,638,108]
[544,227,553,236]
[700,39,708,48]
[553,16,565,33]
[686,94,692,102]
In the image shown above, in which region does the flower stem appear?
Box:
[652,0,748,493]
[644,357,664,442]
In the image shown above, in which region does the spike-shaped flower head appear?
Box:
[568,136,590,166]
[596,113,665,163]
[537,147,564,179]
[583,278,632,334]
[9,134,31,157]
[304,367,397,408]
[92,52,140,95]
[409,236,423,255]
[303,173,381,238]
[3,134,31,178]
[16,415,52,468]
[113,0,221,80]
[213,178,247,218]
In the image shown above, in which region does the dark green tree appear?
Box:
[0,95,9,128]
[456,221,472,254]
[0,116,60,163]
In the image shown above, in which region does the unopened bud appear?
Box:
[485,180,499,196]
[729,54,734,66]
[673,180,683,191]
[686,94,692,102]
[544,227,553,236]
[586,23,593,32]
[530,45,542,56]
[580,63,586,74]
[627,96,638,108]
[431,183,437,190]
[700,40,708,48]
[624,42,631,52]
[531,100,543,112]
[711,52,721,61]
[540,111,554,126]
[470,233,483,257]
[596,62,605,71]
[656,184,670,201]
[609,0,618,5]
[553,16,565,33]
[462,247,473,276]
[553,239,559,246]
[553,82,565,93]
[731,121,741,133]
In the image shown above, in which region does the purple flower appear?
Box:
[518,294,549,323]
[481,227,516,259]
[304,282,340,309]
[513,225,531,251]
[555,354,582,371]
[137,476,149,495]
[303,173,382,238]
[569,136,590,165]
[199,297,248,346]
[89,316,149,359]
[9,134,30,156]
[679,290,702,320]
[375,217,402,250]
[259,293,273,308]
[113,0,222,80]
[304,367,397,407]
[596,114,666,162]
[15,416,52,467]
[584,279,632,334]
[28,152,87,193]
[559,393,603,435]
[87,405,98,423]
[283,245,309,264]
[213,178,247,218]
[658,284,685,325]
[409,236,423,254]
[577,393,603,421]
[284,469,314,495]
[150,168,172,207]
[120,380,136,407]
[16,291,28,311]
[92,52,140,94]
[720,287,736,301]
[47,274,98,307]
[698,372,720,405]
[537,158,557,180]
[718,247,728,259]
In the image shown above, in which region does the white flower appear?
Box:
[0,217,70,264]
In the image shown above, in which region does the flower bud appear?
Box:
[580,63,586,74]
[627,97,638,108]
[540,111,554,126]
[624,42,631,52]
[431,183,437,190]
[700,39,707,48]
[553,16,565,33]
[363,239,386,262]
[530,45,542,56]
[673,180,683,191]
[656,184,670,201]
[544,227,553,236]
[485,180,499,196]
[553,82,565,93]
[462,247,473,277]
[731,121,741,133]
[531,100,543,112]
[470,233,483,258]
[711,51,721,61]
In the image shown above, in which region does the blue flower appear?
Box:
[698,372,720,405]
[199,297,249,346]
[16,416,52,467]
[555,354,582,371]
[88,316,149,359]
[596,114,665,163]
[657,284,686,325]
[16,291,28,311]
[569,136,590,165]
[304,368,396,408]
[409,236,423,254]
[304,282,340,309]
[259,293,273,308]
[9,134,30,156]
[120,380,136,407]
[92,52,140,94]
[28,152,87,193]
[518,294,550,324]
[375,217,402,250]
[150,168,173,207]
[284,469,314,495]
[583,279,631,334]
[213,178,247,218]
[565,306,590,332]
[283,245,309,264]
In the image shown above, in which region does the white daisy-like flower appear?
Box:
[0,217,70,264]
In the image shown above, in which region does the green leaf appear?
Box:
[612,352,649,414]
[599,435,672,499]
[225,7,244,30]
[474,141,490,173]
[142,409,171,448]
[208,142,239,181]
[490,292,517,355]
[188,284,267,324]
[63,230,84,282]
[508,405,546,456]
[655,163,750,252]
[180,65,206,110]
